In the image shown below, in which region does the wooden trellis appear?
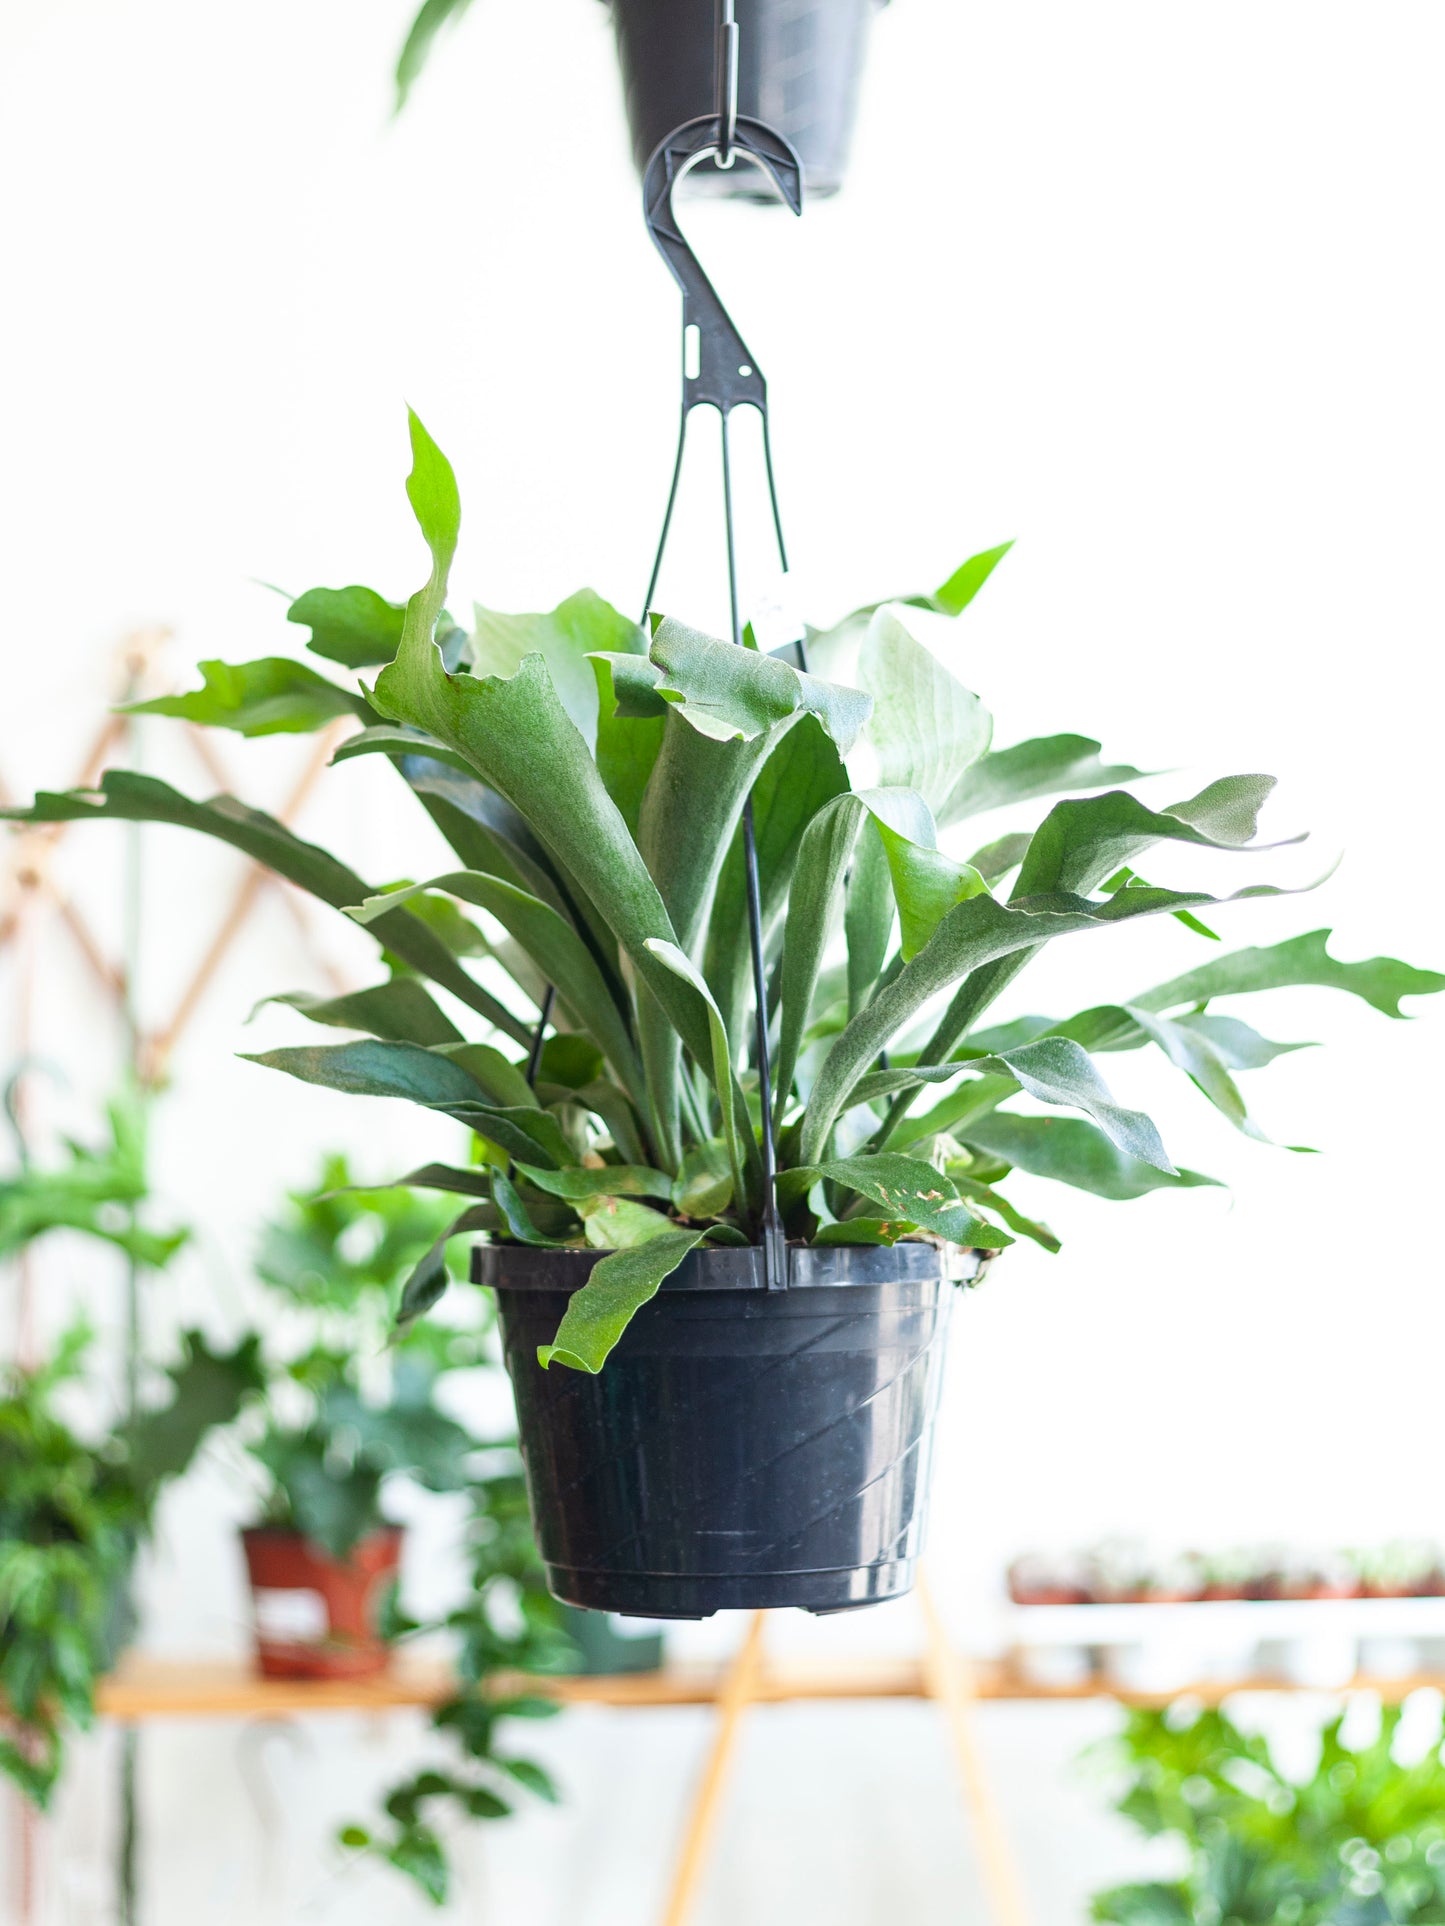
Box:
[0,627,355,1925]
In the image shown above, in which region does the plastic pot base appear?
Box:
[545,1558,916,1619]
[478,1240,955,1621]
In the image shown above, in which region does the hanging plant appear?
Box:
[10,415,1438,1615]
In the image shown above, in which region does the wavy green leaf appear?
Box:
[924,541,1015,616]
[633,663,857,1158]
[369,455,711,1097]
[537,1230,705,1373]
[1130,929,1445,1020]
[288,584,406,667]
[947,1174,1061,1252]
[803,873,1307,1165]
[1122,1006,1274,1142]
[579,1195,677,1250]
[490,1174,574,1248]
[959,1113,1221,1202]
[706,714,848,1054]
[969,1037,1173,1171]
[514,1164,672,1203]
[850,1036,1172,1170]
[395,0,475,110]
[671,1141,733,1219]
[647,617,872,751]
[1,771,533,1045]
[397,1203,496,1325]
[783,1154,1012,1247]
[941,733,1147,826]
[773,786,934,1117]
[1016,777,1288,898]
[431,1104,573,1169]
[258,980,463,1047]
[857,609,992,812]
[350,871,642,1103]
[241,1038,488,1108]
[125,658,368,737]
[471,590,643,750]
[876,774,1301,1142]
[391,1164,494,1198]
[875,821,989,961]
[431,1042,537,1110]
[644,940,753,1214]
[590,654,665,838]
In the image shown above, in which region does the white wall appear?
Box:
[2,1,1442,1920]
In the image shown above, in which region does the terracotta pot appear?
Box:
[1271,1577,1361,1602]
[240,1526,402,1680]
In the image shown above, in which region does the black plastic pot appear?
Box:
[610,0,888,198]
[476,1239,957,1618]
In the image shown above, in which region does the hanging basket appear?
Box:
[478,1239,958,1618]
[610,0,887,197]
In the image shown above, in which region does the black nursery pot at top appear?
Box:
[611,0,886,197]
[477,1239,961,1618]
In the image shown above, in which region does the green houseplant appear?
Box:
[1091,1700,1445,1923]
[0,1091,261,1802]
[241,1156,573,1899]
[0,1321,261,1805]
[9,413,1438,1615]
[239,1157,489,1677]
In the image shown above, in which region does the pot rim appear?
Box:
[472,1237,981,1294]
[240,1523,404,1550]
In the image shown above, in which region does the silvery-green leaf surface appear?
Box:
[126,658,369,737]
[349,872,642,1104]
[847,1037,1172,1171]
[537,1230,705,1373]
[644,940,757,1215]
[646,617,871,751]
[258,980,463,1047]
[940,734,1147,827]
[1130,929,1445,1020]
[288,584,406,668]
[368,422,710,1103]
[856,608,992,812]
[514,1164,672,1203]
[959,1114,1221,1203]
[801,871,1309,1165]
[470,590,643,750]
[780,1153,1012,1249]
[705,717,849,1056]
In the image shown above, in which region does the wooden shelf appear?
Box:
[93,1655,1445,1722]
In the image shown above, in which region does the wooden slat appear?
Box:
[92,1656,1445,1722]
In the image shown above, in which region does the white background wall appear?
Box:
[1,1,1442,1920]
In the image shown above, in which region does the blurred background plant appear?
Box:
[244,1156,487,1559]
[0,1084,260,1807]
[240,1153,578,1904]
[1090,1698,1445,1924]
[1009,1544,1445,1607]
[0,1319,261,1806]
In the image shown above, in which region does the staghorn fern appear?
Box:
[8,412,1440,1372]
